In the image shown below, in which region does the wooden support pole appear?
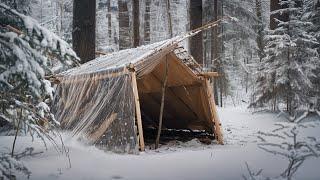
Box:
[198,72,219,78]
[95,51,108,56]
[155,57,169,149]
[11,109,22,157]
[205,79,223,144]
[131,71,145,151]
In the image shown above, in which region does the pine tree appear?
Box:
[0,3,79,140]
[305,0,320,110]
[252,0,319,114]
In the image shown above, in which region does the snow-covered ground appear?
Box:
[1,106,320,180]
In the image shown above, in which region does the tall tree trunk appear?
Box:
[72,0,96,63]
[107,0,112,39]
[219,79,223,107]
[166,0,173,38]
[211,0,219,105]
[133,0,140,47]
[56,0,63,36]
[255,0,264,62]
[189,0,203,65]
[245,58,249,93]
[118,0,131,50]
[144,0,151,44]
[219,0,225,107]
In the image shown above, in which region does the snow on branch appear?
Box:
[0,3,79,73]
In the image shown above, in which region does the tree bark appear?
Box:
[219,77,223,107]
[166,0,173,38]
[144,0,151,44]
[189,0,203,65]
[72,0,96,63]
[119,0,131,50]
[133,0,140,47]
[255,0,264,62]
[107,0,112,39]
[211,0,219,105]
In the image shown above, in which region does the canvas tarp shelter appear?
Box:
[53,36,223,153]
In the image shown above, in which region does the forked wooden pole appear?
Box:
[131,71,145,151]
[155,57,169,149]
[205,79,223,144]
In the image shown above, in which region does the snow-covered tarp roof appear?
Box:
[60,36,183,77]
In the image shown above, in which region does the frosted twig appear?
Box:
[258,131,286,139]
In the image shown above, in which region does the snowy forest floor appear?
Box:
[1,105,320,180]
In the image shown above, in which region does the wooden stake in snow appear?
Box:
[155,56,169,149]
[12,108,22,157]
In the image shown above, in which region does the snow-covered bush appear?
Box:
[244,119,320,180]
[0,2,79,143]
[0,150,31,180]
[0,147,46,180]
[0,153,30,180]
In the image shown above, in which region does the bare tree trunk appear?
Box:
[211,0,218,61]
[133,0,140,47]
[72,0,96,63]
[155,58,169,149]
[56,0,63,36]
[144,0,151,44]
[107,0,112,39]
[189,0,203,65]
[166,0,173,38]
[219,78,223,107]
[119,0,131,50]
[273,87,277,111]
[245,58,249,93]
[214,79,219,106]
[255,0,264,62]
[211,0,219,105]
[219,0,224,108]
